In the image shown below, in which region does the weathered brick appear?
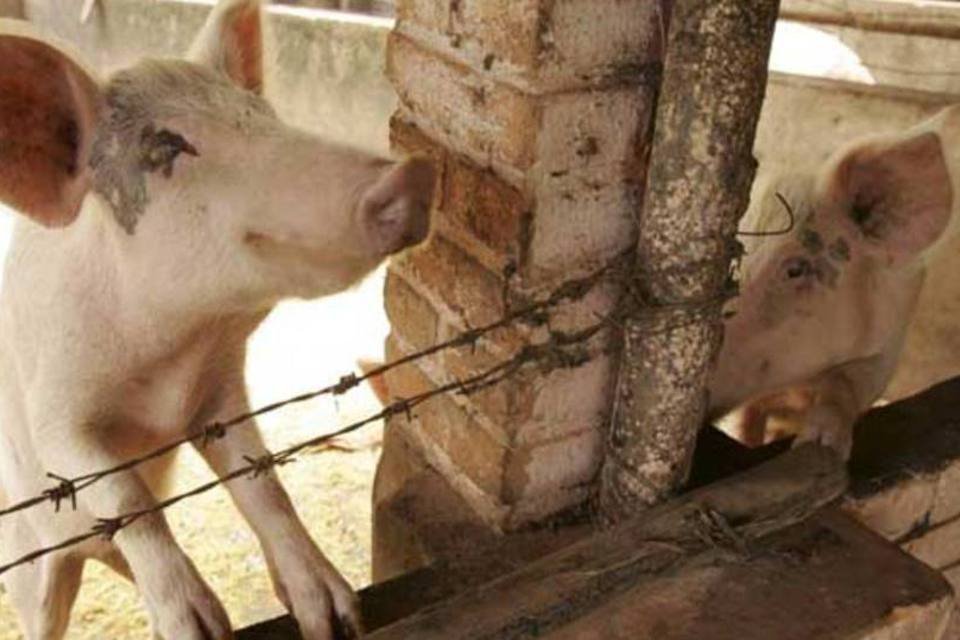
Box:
[397,1,665,90]
[395,0,451,35]
[384,336,508,498]
[383,333,435,401]
[442,335,534,433]
[440,333,613,448]
[443,153,530,259]
[384,271,439,352]
[376,0,663,561]
[390,39,653,280]
[391,118,531,261]
[389,113,448,170]
[388,32,541,170]
[502,428,603,509]
[406,390,507,499]
[526,87,652,278]
[518,353,616,445]
[398,0,541,70]
[394,233,505,329]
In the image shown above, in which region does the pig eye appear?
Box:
[782,256,813,280]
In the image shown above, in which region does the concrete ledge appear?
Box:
[241,513,955,639]
[369,376,960,592]
[781,0,960,39]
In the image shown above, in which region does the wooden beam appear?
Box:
[366,445,845,639]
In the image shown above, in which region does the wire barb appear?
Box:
[200,421,228,448]
[94,517,124,541]
[44,473,78,513]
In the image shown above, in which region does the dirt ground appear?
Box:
[0,206,388,638]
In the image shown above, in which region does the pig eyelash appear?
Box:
[737,192,797,238]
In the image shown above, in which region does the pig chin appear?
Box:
[707,344,775,420]
[243,231,381,299]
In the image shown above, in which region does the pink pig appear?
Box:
[710,106,960,458]
[0,1,434,638]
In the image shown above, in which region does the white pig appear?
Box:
[710,106,960,458]
[0,1,434,638]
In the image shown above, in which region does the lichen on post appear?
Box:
[598,0,782,523]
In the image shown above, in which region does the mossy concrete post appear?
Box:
[598,0,782,523]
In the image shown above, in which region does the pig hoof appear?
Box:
[273,559,362,640]
[793,409,853,460]
[147,562,232,640]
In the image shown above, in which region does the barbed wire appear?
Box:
[0,309,611,578]
[0,231,747,577]
[0,257,621,524]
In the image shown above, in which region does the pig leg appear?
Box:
[90,545,171,640]
[192,386,361,640]
[30,409,232,640]
[1,518,84,640]
[794,352,897,459]
[88,540,135,581]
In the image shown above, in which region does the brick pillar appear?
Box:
[0,0,23,18]
[373,0,666,580]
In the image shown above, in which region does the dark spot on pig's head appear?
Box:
[88,59,275,234]
[800,228,823,254]
[829,237,851,262]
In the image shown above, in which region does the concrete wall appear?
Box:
[0,0,22,17]
[20,0,960,173]
[21,0,396,154]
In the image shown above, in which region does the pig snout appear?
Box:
[360,156,435,256]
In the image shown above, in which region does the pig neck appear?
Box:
[66,199,269,369]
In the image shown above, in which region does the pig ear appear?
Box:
[821,131,953,263]
[188,0,264,95]
[0,30,101,227]
[360,157,437,256]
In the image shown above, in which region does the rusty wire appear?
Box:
[0,253,628,577]
[0,257,620,525]
[0,313,610,578]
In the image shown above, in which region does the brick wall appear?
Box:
[0,0,22,17]
[373,0,668,578]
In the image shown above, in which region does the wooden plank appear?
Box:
[545,509,953,640]
[240,376,960,638]
[367,445,846,639]
[238,445,843,639]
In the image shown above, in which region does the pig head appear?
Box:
[710,106,960,458]
[0,1,434,639]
